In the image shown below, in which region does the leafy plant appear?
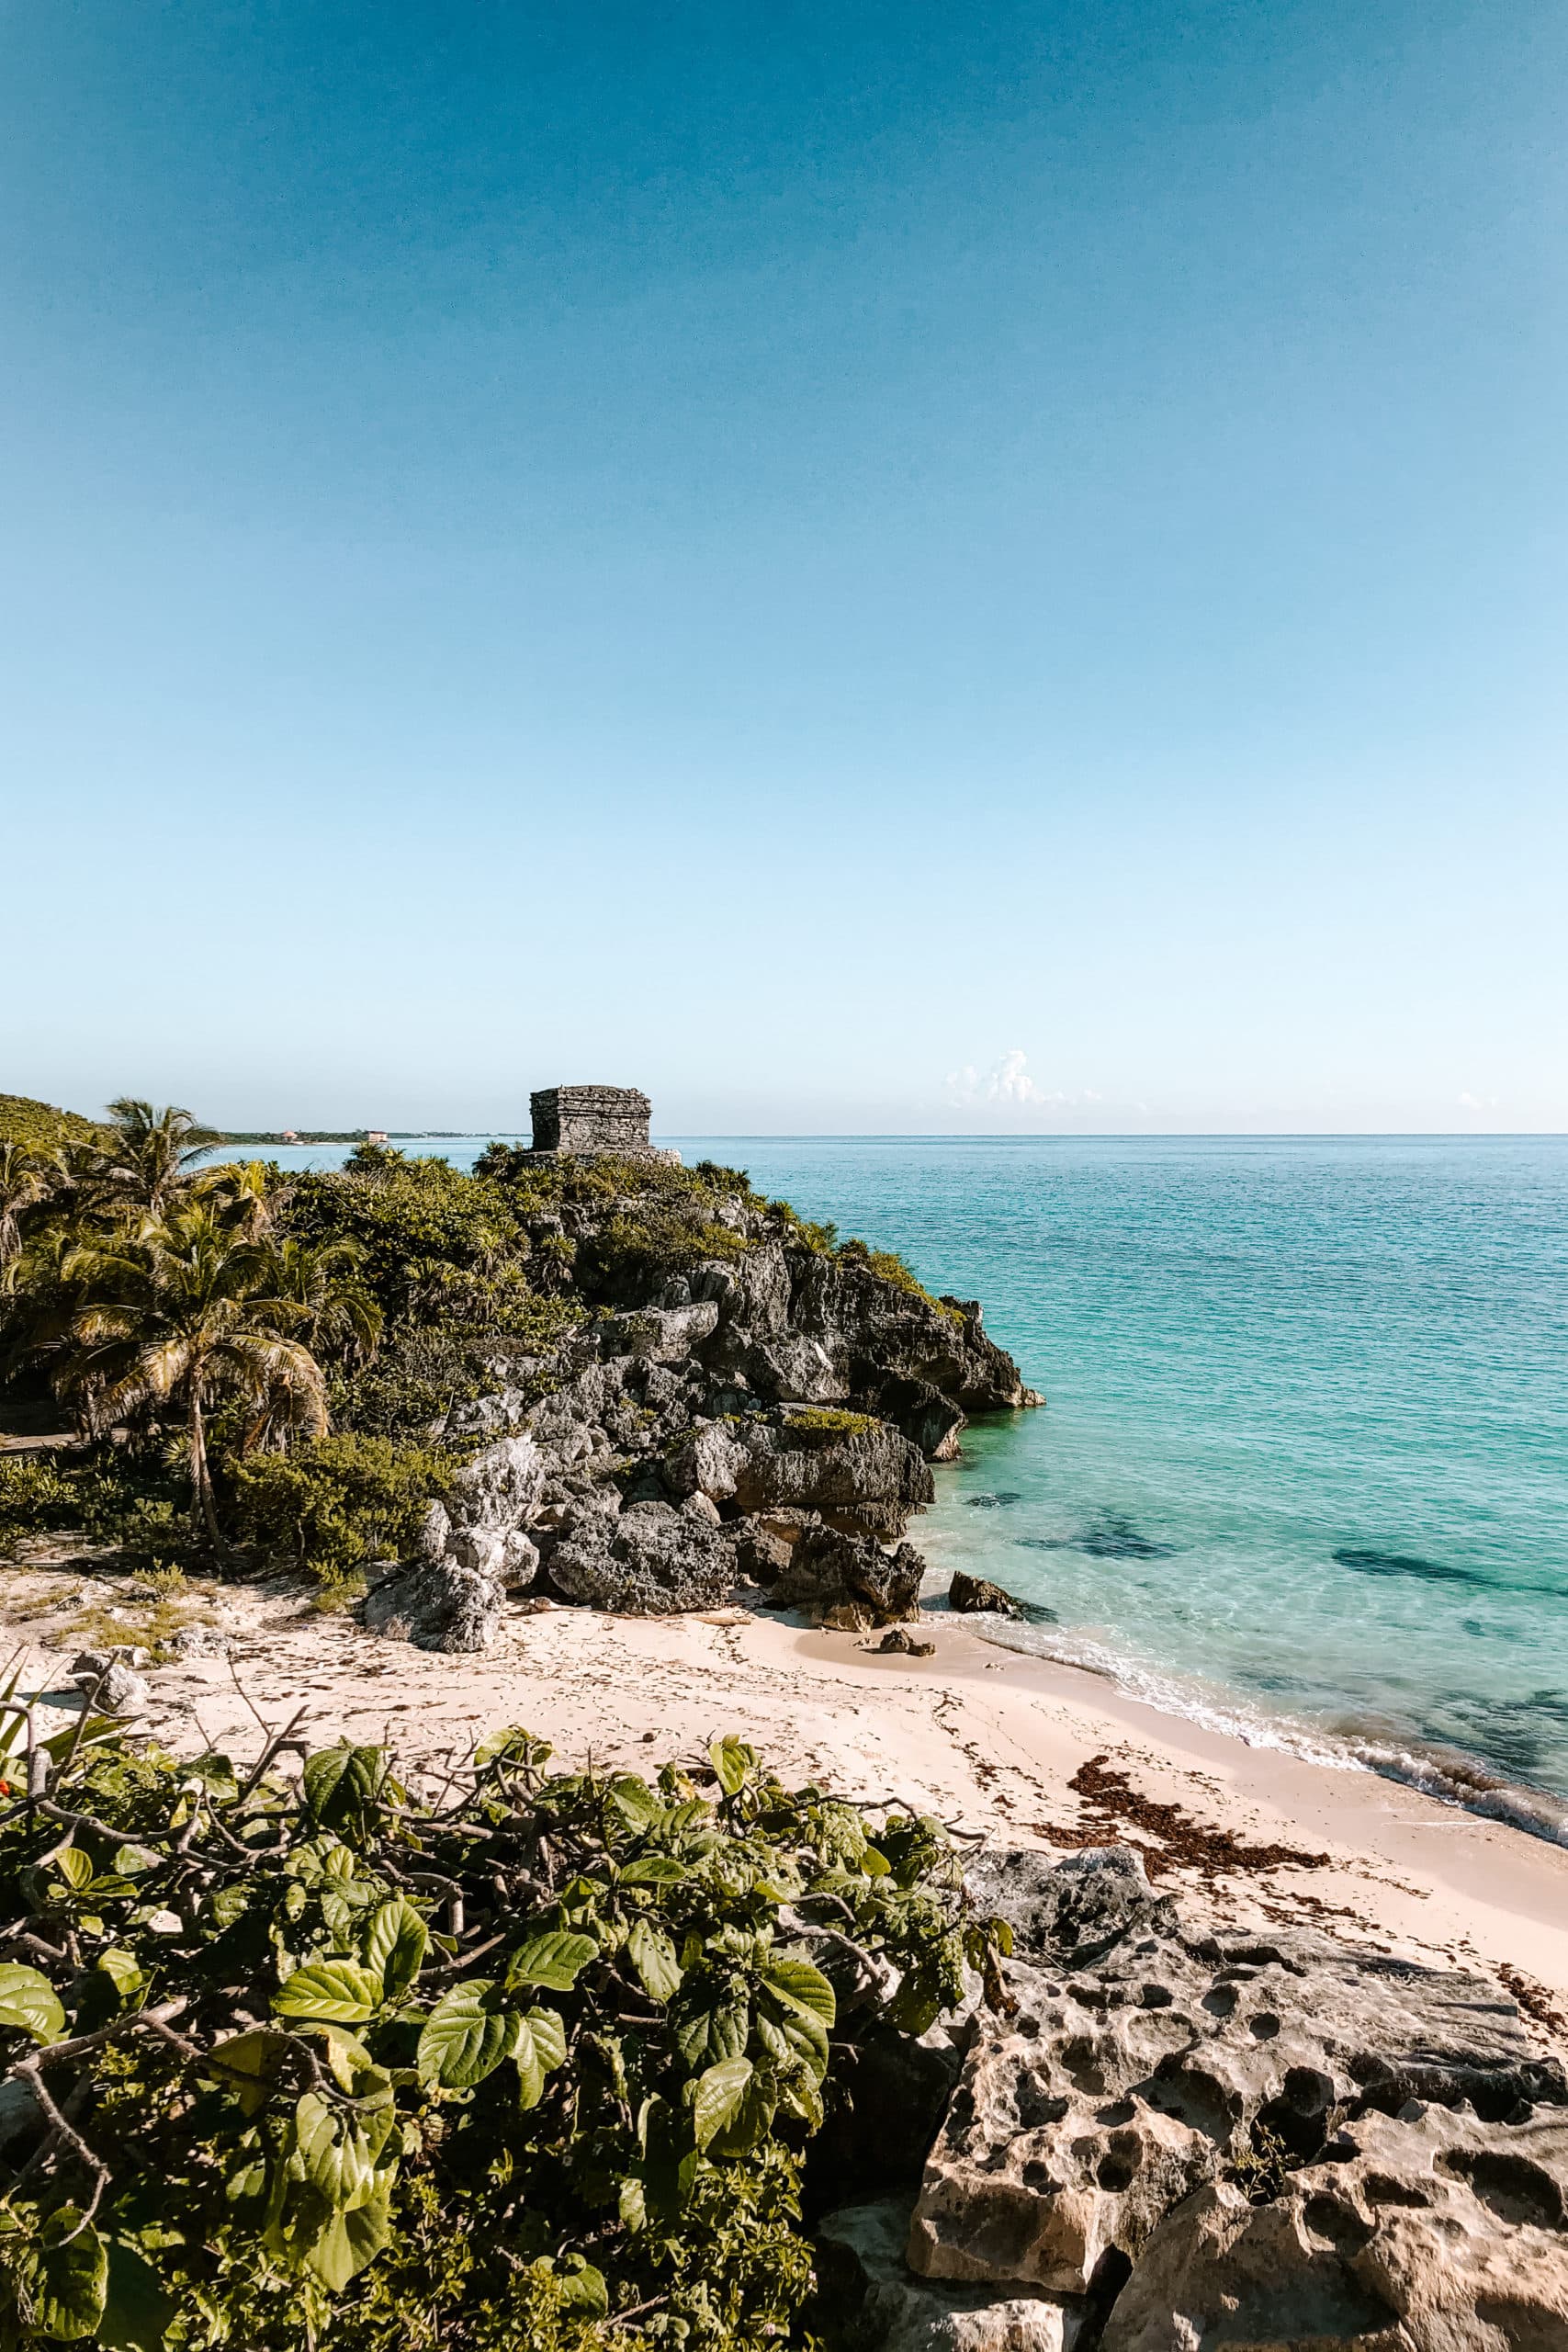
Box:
[229,1433,455,1582]
[0,1723,1004,2348]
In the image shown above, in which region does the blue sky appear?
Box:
[3,1,1563,1133]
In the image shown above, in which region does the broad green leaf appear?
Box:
[525,2005,567,2070]
[605,1773,660,1828]
[506,1930,597,1992]
[21,2209,108,2341]
[619,1856,687,1886]
[301,2184,392,2293]
[272,1960,384,2024]
[708,1735,756,1796]
[626,1917,682,2002]
[96,1947,145,2008]
[291,2092,385,2211]
[207,2030,289,2117]
[364,1897,427,1997]
[301,1744,385,1830]
[761,1955,837,2026]
[111,1843,159,1879]
[53,1846,94,1892]
[318,2025,390,2102]
[0,1962,65,2044]
[757,1993,829,2081]
[672,1976,749,2072]
[416,1982,519,2090]
[709,2066,779,2157]
[509,2007,567,2109]
[691,2055,753,2150]
[96,2241,178,2352]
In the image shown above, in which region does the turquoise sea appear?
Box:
[230,1136,1568,1839]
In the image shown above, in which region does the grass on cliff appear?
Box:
[0,1091,104,1150]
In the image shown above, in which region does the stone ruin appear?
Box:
[527,1084,678,1162]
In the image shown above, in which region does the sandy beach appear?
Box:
[15,1563,1568,2019]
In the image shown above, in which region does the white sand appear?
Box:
[18,1573,1562,2018]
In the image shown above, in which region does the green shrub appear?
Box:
[0,1458,75,1555]
[0,1453,195,1565]
[0,1724,1006,2350]
[229,1433,454,1579]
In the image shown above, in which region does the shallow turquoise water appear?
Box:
[224,1135,1568,1832]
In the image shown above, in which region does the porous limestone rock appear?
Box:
[548,1500,736,1614]
[70,1652,149,1712]
[906,1848,1567,2336]
[819,2202,1091,2352]
[1102,2099,1568,2350]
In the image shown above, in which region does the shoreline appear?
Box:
[16,1568,1566,2010]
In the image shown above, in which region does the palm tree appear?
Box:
[274,1235,381,1362]
[54,1204,326,1547]
[94,1100,217,1220]
[193,1158,285,1238]
[0,1144,51,1274]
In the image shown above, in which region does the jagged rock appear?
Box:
[878,1627,936,1657]
[599,1302,720,1363]
[731,1515,795,1583]
[363,1558,502,1653]
[70,1654,149,1712]
[819,2202,1090,2352]
[1103,2101,1568,2349]
[549,1501,736,1614]
[789,1261,1042,1416]
[963,1846,1177,1966]
[165,1623,228,1661]
[949,1573,1028,1617]
[908,1850,1567,2309]
[729,1412,934,1538]
[770,1523,927,1623]
[666,1421,749,1503]
[870,1374,968,1461]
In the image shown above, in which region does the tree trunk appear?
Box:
[188,1385,225,1554]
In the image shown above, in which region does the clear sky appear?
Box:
[3,1,1563,1134]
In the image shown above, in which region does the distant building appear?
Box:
[527,1085,678,1163]
[281,1130,299,1143]
[367,1130,389,1145]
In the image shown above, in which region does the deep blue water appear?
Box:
[219,1136,1568,1833]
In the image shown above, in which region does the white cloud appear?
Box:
[1457,1091,1500,1111]
[943,1050,1103,1116]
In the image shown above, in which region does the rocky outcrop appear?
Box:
[549,1498,736,1614]
[763,1521,927,1624]
[363,1556,503,1653]
[361,1172,1039,1650]
[833,1847,1568,2352]
[1102,2102,1568,2351]
[728,1412,935,1538]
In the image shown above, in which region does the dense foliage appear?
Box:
[0,1713,1004,2348]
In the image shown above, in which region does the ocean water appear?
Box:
[223,1135,1568,1837]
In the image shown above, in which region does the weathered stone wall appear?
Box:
[529,1085,658,1157]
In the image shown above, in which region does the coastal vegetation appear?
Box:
[0,1688,1002,2350]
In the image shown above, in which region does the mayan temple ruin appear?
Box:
[526,1083,678,1161]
